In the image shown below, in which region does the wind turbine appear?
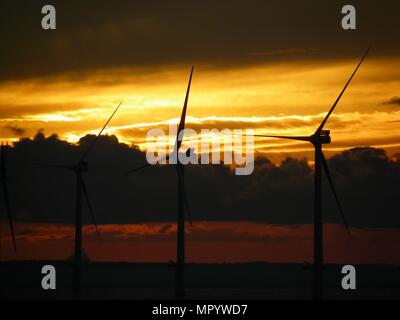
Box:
[0,143,17,254]
[126,67,194,298]
[23,103,121,294]
[250,49,369,300]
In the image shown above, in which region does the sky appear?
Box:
[1,0,400,263]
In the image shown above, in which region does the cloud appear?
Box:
[383,97,400,106]
[2,133,399,228]
[105,112,366,145]
[1,0,399,81]
[2,222,387,244]
[4,222,400,263]
[247,48,318,57]
[3,125,26,136]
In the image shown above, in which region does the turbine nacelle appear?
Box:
[311,130,331,145]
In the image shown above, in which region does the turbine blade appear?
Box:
[80,177,101,242]
[0,143,4,175]
[174,66,194,153]
[125,155,170,175]
[2,177,16,252]
[19,161,72,170]
[320,151,351,238]
[316,48,370,134]
[81,102,122,161]
[177,166,192,226]
[125,163,151,175]
[254,134,312,142]
[234,134,312,142]
[1,144,16,251]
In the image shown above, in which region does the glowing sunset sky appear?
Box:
[1,1,400,264]
[1,55,400,162]
[1,1,400,161]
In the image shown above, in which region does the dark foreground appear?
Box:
[1,261,399,300]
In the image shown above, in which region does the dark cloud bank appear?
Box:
[1,0,399,81]
[1,133,400,228]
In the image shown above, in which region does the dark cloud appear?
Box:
[246,48,318,57]
[3,125,26,136]
[0,102,90,119]
[383,97,400,106]
[1,0,399,81]
[2,133,400,228]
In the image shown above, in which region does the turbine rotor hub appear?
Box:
[75,161,88,172]
[312,130,331,145]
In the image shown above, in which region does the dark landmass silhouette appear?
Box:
[1,261,399,300]
[3,132,400,227]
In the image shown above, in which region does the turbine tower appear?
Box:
[0,143,17,254]
[126,67,194,298]
[251,49,369,299]
[24,103,121,294]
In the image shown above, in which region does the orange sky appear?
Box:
[1,55,400,162]
[1,53,400,265]
[2,1,400,270]
[1,222,399,264]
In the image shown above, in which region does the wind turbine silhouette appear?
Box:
[126,67,194,298]
[0,143,17,253]
[250,49,369,300]
[23,103,121,294]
